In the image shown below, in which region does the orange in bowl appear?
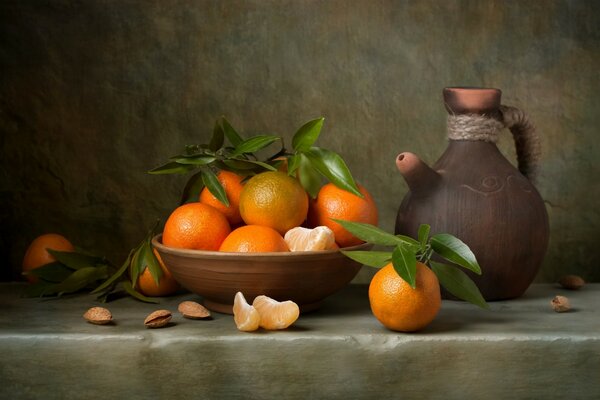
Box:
[162,202,231,251]
[219,225,289,253]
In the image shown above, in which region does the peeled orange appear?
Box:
[252,295,300,330]
[284,226,337,251]
[233,292,261,332]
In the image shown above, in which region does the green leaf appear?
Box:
[230,135,280,157]
[395,234,421,247]
[304,147,361,197]
[91,250,134,295]
[201,168,229,207]
[292,117,324,152]
[96,287,122,303]
[430,261,488,309]
[52,266,109,296]
[430,234,481,275]
[130,245,144,289]
[222,159,259,170]
[287,154,300,176]
[172,155,216,165]
[418,224,431,248]
[298,154,322,198]
[392,245,417,288]
[148,162,195,174]
[332,219,420,249]
[249,160,278,171]
[122,281,159,304]
[229,158,277,171]
[340,250,392,268]
[180,172,205,205]
[184,144,210,154]
[209,119,225,151]
[26,262,78,283]
[221,117,243,146]
[144,242,163,286]
[46,250,106,270]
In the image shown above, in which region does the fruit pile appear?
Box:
[162,170,378,254]
[156,117,378,256]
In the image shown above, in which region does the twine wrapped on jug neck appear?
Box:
[446,105,541,183]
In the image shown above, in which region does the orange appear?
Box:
[368,262,441,332]
[308,183,378,248]
[252,295,300,330]
[239,171,308,235]
[136,249,180,297]
[233,292,261,332]
[199,170,244,225]
[284,226,337,251]
[22,233,75,283]
[163,203,231,250]
[219,225,289,253]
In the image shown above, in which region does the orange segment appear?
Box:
[233,292,261,332]
[284,226,336,251]
[252,295,300,330]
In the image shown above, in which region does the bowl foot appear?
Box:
[203,300,233,315]
[299,301,322,313]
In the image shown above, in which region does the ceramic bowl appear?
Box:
[152,234,371,314]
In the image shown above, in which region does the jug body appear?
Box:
[395,88,549,300]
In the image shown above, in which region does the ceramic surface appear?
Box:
[152,234,371,314]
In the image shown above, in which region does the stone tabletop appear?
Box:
[1,283,599,399]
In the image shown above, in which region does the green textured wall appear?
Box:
[1,0,599,283]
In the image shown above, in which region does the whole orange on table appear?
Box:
[163,202,231,250]
[135,249,180,297]
[22,233,75,283]
[219,225,289,253]
[239,171,308,235]
[369,262,441,332]
[308,183,378,247]
[199,170,245,225]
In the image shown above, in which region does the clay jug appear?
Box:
[395,87,549,300]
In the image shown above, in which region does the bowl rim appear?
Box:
[152,234,372,261]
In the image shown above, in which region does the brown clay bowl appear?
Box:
[152,234,371,314]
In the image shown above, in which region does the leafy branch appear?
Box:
[148,116,362,204]
[22,251,111,299]
[337,220,488,309]
[91,223,163,303]
[23,224,166,304]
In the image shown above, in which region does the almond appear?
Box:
[551,295,571,313]
[144,310,172,328]
[83,307,113,325]
[178,301,211,319]
[558,275,585,290]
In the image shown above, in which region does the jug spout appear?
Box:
[396,152,440,193]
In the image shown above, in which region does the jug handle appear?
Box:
[499,105,541,184]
